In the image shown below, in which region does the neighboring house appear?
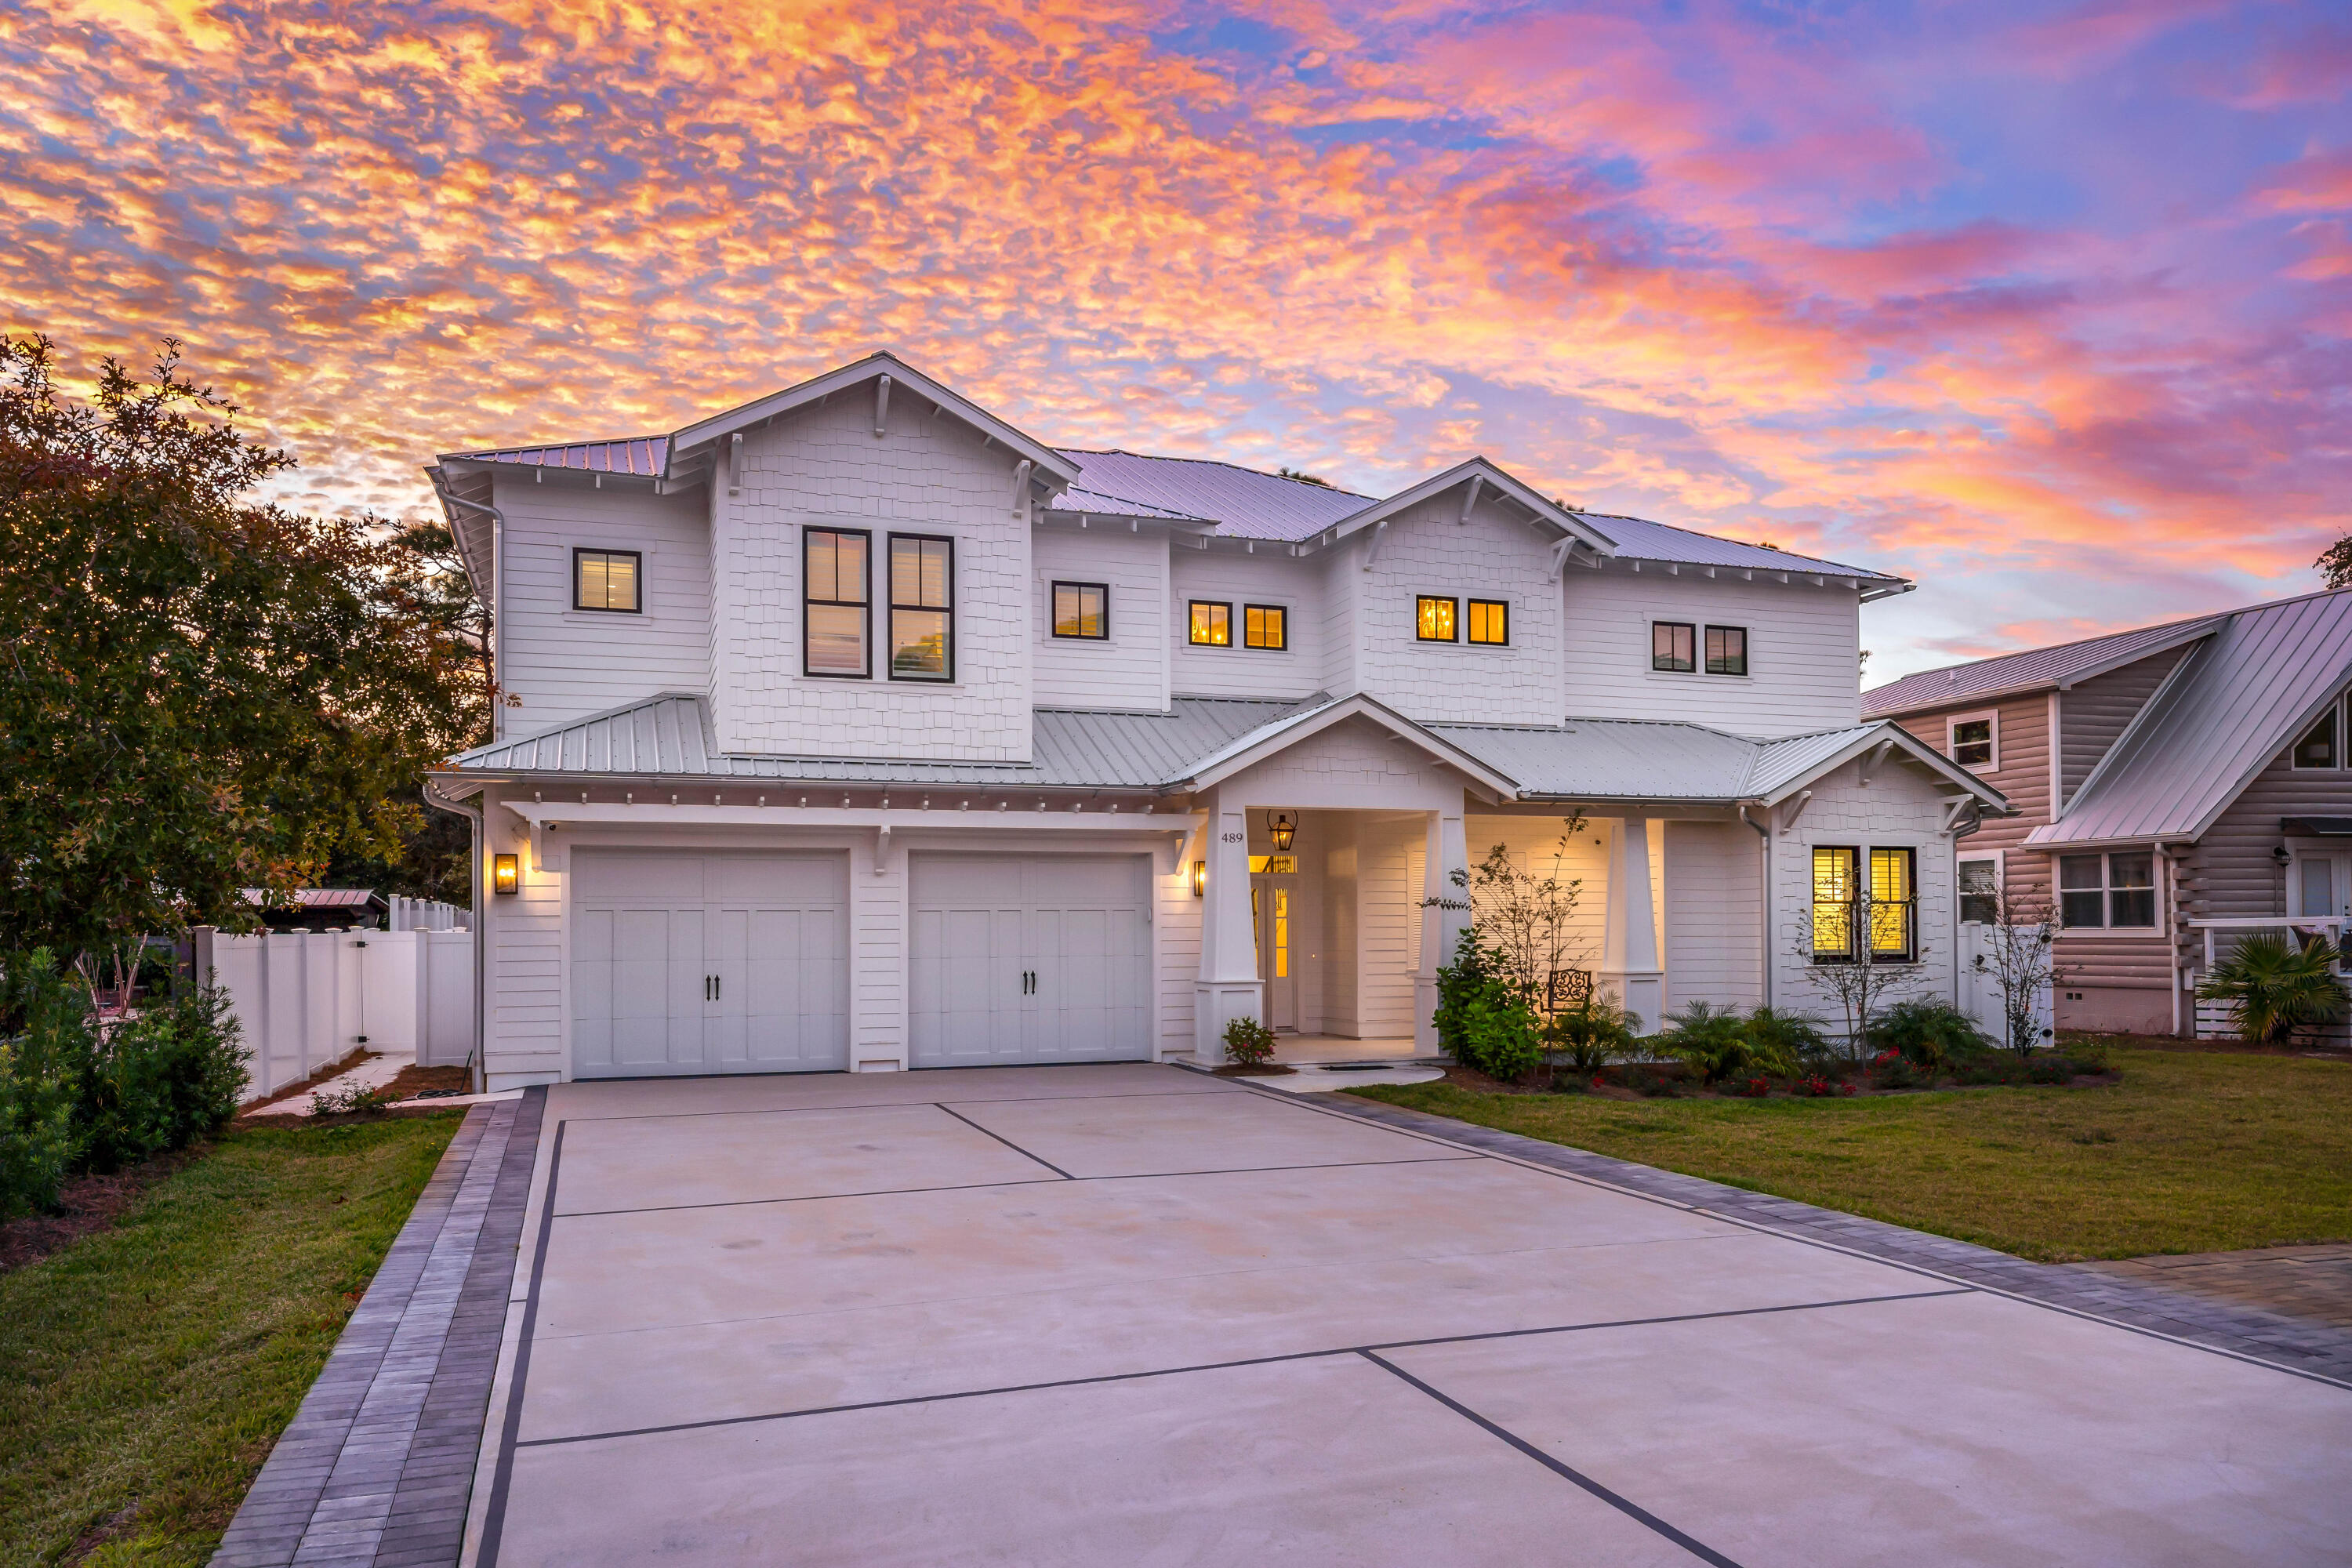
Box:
[422,352,2005,1090]
[242,887,390,932]
[1864,590,2352,1036]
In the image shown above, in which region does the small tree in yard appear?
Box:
[1973,884,2061,1058]
[1794,885,1929,1058]
[1452,823,1589,1008]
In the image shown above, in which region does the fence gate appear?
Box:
[205,927,476,1102]
[1957,922,2053,1048]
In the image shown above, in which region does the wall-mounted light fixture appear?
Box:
[492,853,520,896]
[1267,811,1296,852]
[1190,860,1207,898]
[2273,844,2293,869]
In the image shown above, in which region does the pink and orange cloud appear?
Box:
[2,0,2345,677]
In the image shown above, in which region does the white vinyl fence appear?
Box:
[204,926,476,1100]
[387,895,464,932]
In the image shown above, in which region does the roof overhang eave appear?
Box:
[1326,459,1617,557]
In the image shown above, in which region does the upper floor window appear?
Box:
[573,549,641,614]
[2060,851,2155,929]
[1467,599,1508,646]
[1416,597,1457,642]
[1652,621,1695,672]
[804,528,869,677]
[1810,845,1917,963]
[1053,581,1108,640]
[1949,711,1997,769]
[888,534,953,681]
[1243,604,1287,650]
[2294,704,2339,769]
[1704,625,1748,676]
[1189,601,1231,647]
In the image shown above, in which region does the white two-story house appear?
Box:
[424,353,2005,1089]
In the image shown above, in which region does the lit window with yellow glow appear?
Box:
[573,548,641,613]
[1416,596,1457,641]
[1243,604,1287,649]
[1189,601,1231,646]
[1466,599,1508,645]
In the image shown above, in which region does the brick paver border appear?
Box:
[1292,1085,2352,1388]
[211,1087,546,1568]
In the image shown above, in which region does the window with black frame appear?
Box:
[888,534,953,680]
[1704,624,1747,675]
[804,528,869,676]
[1869,848,1917,961]
[1812,846,1857,960]
[1053,581,1108,639]
[1243,604,1287,649]
[1811,844,1917,961]
[1652,621,1696,671]
[573,548,641,613]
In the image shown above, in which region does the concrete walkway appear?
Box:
[458,1065,2351,1566]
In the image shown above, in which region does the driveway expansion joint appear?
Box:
[1302,1089,2352,1388]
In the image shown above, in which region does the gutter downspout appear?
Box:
[1739,804,1772,1008]
[422,777,488,1095]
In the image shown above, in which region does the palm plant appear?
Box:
[1747,1007,1834,1069]
[1546,994,1642,1076]
[2197,932,2350,1046]
[1657,1001,1791,1084]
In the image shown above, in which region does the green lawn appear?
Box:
[1352,1047,2352,1262]
[0,1115,462,1567]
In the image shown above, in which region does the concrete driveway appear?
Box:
[466,1065,2351,1566]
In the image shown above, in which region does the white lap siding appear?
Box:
[1033,524,1168,711]
[1664,820,1764,1011]
[1170,550,1325,701]
[1354,495,1566,728]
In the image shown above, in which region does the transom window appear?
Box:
[1188,601,1232,646]
[1243,604,1287,650]
[804,528,869,677]
[572,548,641,614]
[887,534,954,681]
[2060,851,2155,929]
[1704,625,1748,676]
[1052,581,1108,640]
[1416,596,1457,642]
[1950,712,1998,769]
[1810,845,1918,963]
[2294,704,2339,769]
[1652,621,1696,672]
[1467,599,1509,645]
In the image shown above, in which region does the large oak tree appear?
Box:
[0,336,485,954]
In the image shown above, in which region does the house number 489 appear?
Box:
[1221,832,1246,843]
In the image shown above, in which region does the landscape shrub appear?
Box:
[2195,932,2350,1045]
[0,949,245,1214]
[1222,1016,1276,1068]
[2065,1040,2113,1074]
[1869,999,1987,1069]
[311,1080,404,1116]
[1433,931,1544,1081]
[1657,1001,1793,1084]
[2026,1054,2077,1085]
[1546,994,1641,1076]
[1870,1049,1928,1090]
[1747,1007,1835,1068]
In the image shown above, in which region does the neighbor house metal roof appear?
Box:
[1862,613,2225,717]
[2027,591,2352,847]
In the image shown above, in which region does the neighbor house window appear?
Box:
[2293,705,2339,769]
[1467,599,1509,645]
[1243,604,1287,650]
[1189,601,1231,646]
[887,534,953,681]
[1652,621,1696,672]
[1704,625,1748,676]
[2060,851,2156,929]
[1958,858,2000,924]
[804,528,869,677]
[572,548,641,613]
[1950,712,1998,769]
[1810,844,1918,962]
[1053,581,1108,639]
[1417,596,1457,641]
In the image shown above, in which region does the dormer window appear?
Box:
[804,528,869,677]
[888,534,954,681]
[1189,601,1232,646]
[573,549,641,614]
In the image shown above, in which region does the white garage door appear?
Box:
[572,852,850,1078]
[909,855,1152,1068]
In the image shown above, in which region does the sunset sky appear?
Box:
[4,0,2347,680]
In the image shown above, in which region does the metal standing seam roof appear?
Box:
[2026,592,2352,848]
[1861,613,2226,717]
[444,437,671,477]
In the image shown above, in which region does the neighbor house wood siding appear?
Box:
[2057,646,2190,811]
[1892,692,2055,910]
[2186,730,2352,925]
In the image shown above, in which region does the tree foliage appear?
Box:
[0,336,485,952]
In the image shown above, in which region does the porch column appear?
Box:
[1599,815,1665,1033]
[1414,808,1470,1054]
[1192,797,1262,1064]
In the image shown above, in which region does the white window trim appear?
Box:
[2289,695,2345,771]
[1957,851,2002,924]
[2056,848,2161,933]
[1642,618,1751,681]
[558,537,660,626]
[1947,709,1998,771]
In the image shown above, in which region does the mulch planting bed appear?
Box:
[0,1148,205,1274]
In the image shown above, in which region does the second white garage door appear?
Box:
[572,851,850,1078]
[909,855,1153,1067]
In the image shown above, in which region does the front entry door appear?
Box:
[1253,875,1298,1031]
